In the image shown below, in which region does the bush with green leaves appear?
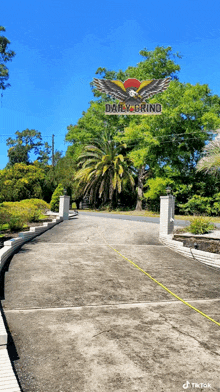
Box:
[1,199,49,213]
[50,184,64,212]
[19,199,49,221]
[8,214,27,231]
[211,193,220,216]
[0,163,45,202]
[187,217,215,234]
[19,199,50,211]
[178,193,220,216]
[26,207,42,222]
[178,195,212,215]
[0,199,50,230]
[0,206,11,230]
[144,177,174,212]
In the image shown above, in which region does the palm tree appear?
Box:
[75,131,135,207]
[197,130,220,174]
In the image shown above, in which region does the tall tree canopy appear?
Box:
[0,26,15,90]
[6,129,52,166]
[66,46,220,210]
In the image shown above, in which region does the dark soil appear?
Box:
[0,217,54,249]
[173,234,220,254]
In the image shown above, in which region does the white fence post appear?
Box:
[59,195,70,220]
[160,195,175,236]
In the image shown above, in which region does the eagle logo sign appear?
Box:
[93,77,171,115]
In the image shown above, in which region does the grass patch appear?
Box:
[82,208,160,217]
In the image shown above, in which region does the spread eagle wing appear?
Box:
[136,77,171,99]
[93,78,128,101]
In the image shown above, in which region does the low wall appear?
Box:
[160,234,220,269]
[0,216,63,392]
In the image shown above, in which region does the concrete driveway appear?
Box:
[1,214,220,392]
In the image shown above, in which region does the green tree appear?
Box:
[66,46,182,210]
[50,184,64,212]
[0,163,45,202]
[66,46,181,156]
[0,26,15,90]
[121,81,220,209]
[75,131,135,208]
[6,129,52,166]
[66,46,220,211]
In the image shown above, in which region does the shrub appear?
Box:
[0,198,49,230]
[0,163,45,202]
[72,202,77,209]
[186,217,215,234]
[0,206,11,230]
[211,193,220,216]
[8,215,26,231]
[19,199,50,212]
[178,195,212,215]
[7,208,29,231]
[27,207,42,222]
[50,184,64,212]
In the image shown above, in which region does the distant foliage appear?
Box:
[144,177,174,211]
[178,195,212,215]
[6,129,51,166]
[144,177,173,200]
[0,26,16,90]
[178,194,220,216]
[50,184,64,212]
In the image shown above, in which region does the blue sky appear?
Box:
[0,0,220,169]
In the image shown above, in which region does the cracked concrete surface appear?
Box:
[1,214,220,392]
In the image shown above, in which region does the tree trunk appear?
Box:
[109,173,114,209]
[135,165,145,211]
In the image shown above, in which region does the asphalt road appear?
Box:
[75,210,183,225]
[1,215,220,392]
[76,210,220,229]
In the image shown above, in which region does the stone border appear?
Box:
[0,216,63,392]
[159,234,220,269]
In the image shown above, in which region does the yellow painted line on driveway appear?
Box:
[97,228,220,327]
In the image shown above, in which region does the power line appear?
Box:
[149,129,213,139]
[0,129,216,145]
[0,134,55,142]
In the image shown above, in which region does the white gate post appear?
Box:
[59,195,70,220]
[160,195,175,236]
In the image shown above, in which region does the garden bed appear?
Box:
[173,233,220,254]
[0,216,54,249]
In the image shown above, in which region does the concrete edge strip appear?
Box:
[0,216,64,392]
[159,234,220,268]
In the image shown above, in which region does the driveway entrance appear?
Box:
[2,214,220,391]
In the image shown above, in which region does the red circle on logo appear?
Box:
[123,79,141,89]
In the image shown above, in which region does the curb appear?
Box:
[159,234,220,269]
[0,216,63,392]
